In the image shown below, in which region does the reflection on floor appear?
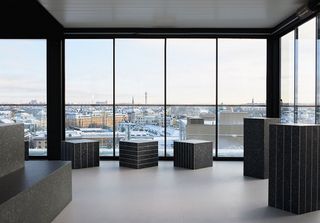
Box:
[53,161,320,223]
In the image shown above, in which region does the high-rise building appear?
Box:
[145,92,147,105]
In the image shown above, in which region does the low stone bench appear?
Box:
[0,161,72,223]
[119,140,158,169]
[174,140,213,169]
[61,139,100,169]
[0,123,72,222]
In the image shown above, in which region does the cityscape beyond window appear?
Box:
[0,38,268,158]
[0,40,47,156]
[64,38,267,158]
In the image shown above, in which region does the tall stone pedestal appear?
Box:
[269,124,320,214]
[244,117,279,179]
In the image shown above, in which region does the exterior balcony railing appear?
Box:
[0,103,272,158]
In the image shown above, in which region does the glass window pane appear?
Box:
[0,40,47,156]
[65,39,114,156]
[115,39,165,156]
[218,39,266,157]
[297,18,316,124]
[280,31,295,123]
[115,39,164,104]
[167,39,216,104]
[167,39,216,156]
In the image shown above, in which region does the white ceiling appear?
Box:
[38,0,308,28]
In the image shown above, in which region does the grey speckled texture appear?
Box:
[0,123,24,178]
[269,124,320,215]
[174,140,212,169]
[244,118,279,179]
[0,161,72,223]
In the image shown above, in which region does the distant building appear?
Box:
[65,112,127,128]
[30,131,47,149]
[0,119,14,124]
[186,112,248,148]
[128,111,136,123]
[186,117,215,143]
[145,92,147,105]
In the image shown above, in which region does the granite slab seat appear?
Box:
[0,161,72,223]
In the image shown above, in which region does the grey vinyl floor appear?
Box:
[53,161,320,223]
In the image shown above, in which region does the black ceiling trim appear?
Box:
[64,28,272,38]
[271,10,318,38]
[0,0,317,39]
[0,0,63,39]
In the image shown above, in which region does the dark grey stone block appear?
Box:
[243,118,279,179]
[61,139,100,169]
[318,128,320,211]
[275,125,284,210]
[119,140,158,169]
[291,126,300,214]
[269,123,320,214]
[312,127,318,211]
[283,125,292,212]
[0,161,72,223]
[0,124,24,178]
[25,140,29,161]
[174,140,212,170]
[268,123,277,207]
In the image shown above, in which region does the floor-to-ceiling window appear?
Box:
[64,37,268,158]
[297,18,316,123]
[65,39,114,156]
[0,40,47,156]
[167,39,216,156]
[218,39,267,157]
[115,39,165,156]
[280,17,317,124]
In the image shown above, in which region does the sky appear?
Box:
[1,27,314,105]
[0,40,46,104]
[281,18,316,105]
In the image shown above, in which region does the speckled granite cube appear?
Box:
[0,124,24,178]
[24,140,29,161]
[119,140,158,169]
[61,140,99,169]
[269,124,320,214]
[244,118,279,179]
[174,140,213,169]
